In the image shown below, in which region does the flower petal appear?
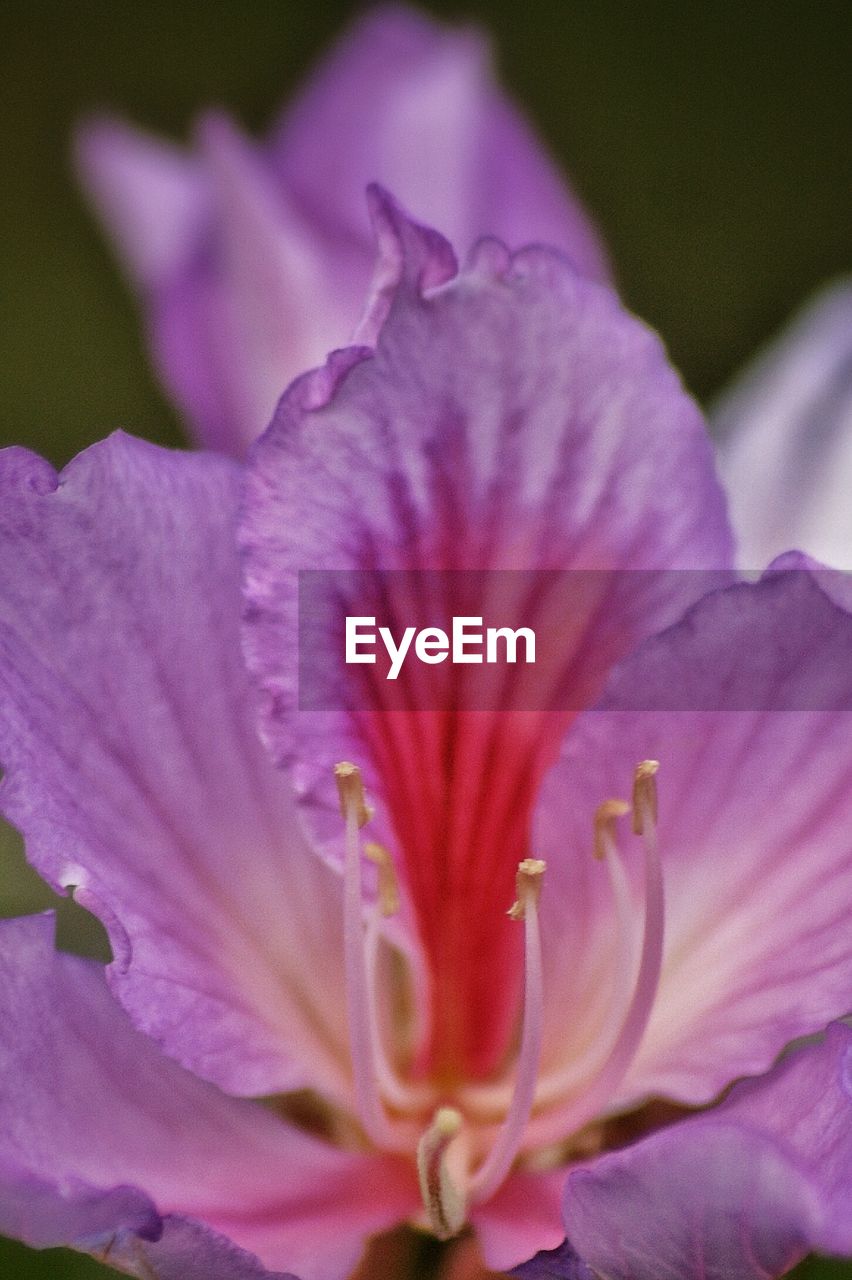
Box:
[75,117,206,289]
[510,1240,596,1280]
[0,434,352,1099]
[534,569,852,1109]
[0,1165,160,1255]
[77,6,609,454]
[555,1025,852,1280]
[94,1218,300,1280]
[272,5,609,279]
[241,196,732,1076]
[157,112,355,458]
[0,914,419,1280]
[472,1169,566,1272]
[716,280,852,569]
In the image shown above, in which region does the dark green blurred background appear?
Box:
[0,0,849,1276]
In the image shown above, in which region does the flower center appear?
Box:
[332,758,665,1236]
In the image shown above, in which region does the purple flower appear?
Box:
[76,5,608,458]
[1,181,851,1280]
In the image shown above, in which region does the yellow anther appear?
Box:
[632,760,660,835]
[417,1107,467,1240]
[508,857,547,920]
[334,761,373,828]
[594,799,630,860]
[364,842,401,917]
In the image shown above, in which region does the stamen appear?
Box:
[528,799,635,1120]
[528,765,665,1146]
[335,762,400,1150]
[590,798,639,1046]
[417,1107,467,1240]
[364,841,401,917]
[469,859,546,1203]
[363,896,435,1114]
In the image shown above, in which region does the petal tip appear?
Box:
[353,184,458,346]
[366,182,458,291]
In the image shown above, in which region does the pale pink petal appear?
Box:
[716,280,852,569]
[534,570,852,1110]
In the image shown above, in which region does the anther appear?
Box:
[632,760,659,835]
[594,799,630,860]
[417,1107,467,1240]
[334,761,373,828]
[507,857,546,919]
[364,841,401,917]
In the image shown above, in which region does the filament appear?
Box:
[468,859,546,1203]
[364,907,434,1113]
[531,799,637,1113]
[528,763,664,1148]
[335,762,404,1149]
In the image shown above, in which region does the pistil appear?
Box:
[417,1107,467,1240]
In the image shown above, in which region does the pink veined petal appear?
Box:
[554,1025,852,1280]
[0,914,420,1280]
[0,434,358,1101]
[240,193,733,1080]
[76,5,609,455]
[533,569,852,1112]
[716,279,852,570]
